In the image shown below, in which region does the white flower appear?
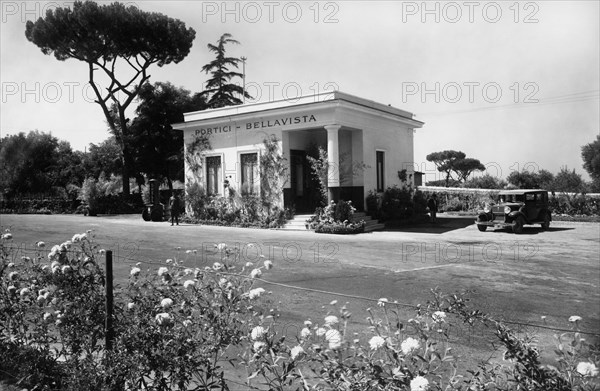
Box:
[324,315,339,326]
[7,286,17,295]
[51,261,61,274]
[432,311,446,323]
[183,280,195,290]
[61,265,72,273]
[577,362,599,377]
[329,300,338,305]
[213,262,224,271]
[401,337,421,355]
[290,345,304,360]
[127,302,135,310]
[166,259,173,264]
[7,262,14,268]
[2,233,13,240]
[300,328,311,339]
[37,295,47,305]
[304,320,313,327]
[253,341,266,353]
[247,287,265,299]
[8,271,18,281]
[410,376,429,391]
[157,267,169,277]
[19,288,30,297]
[264,260,273,270]
[130,267,141,277]
[325,329,342,349]
[569,315,582,323]
[37,241,45,248]
[160,298,173,308]
[43,312,52,322]
[216,243,227,250]
[184,268,193,275]
[155,312,171,326]
[98,249,106,255]
[250,268,262,279]
[377,298,389,307]
[369,335,386,350]
[316,327,327,337]
[182,319,192,327]
[251,326,266,341]
[245,262,253,268]
[72,234,82,243]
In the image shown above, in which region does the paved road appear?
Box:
[2,213,599,364]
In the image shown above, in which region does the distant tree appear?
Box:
[83,137,123,180]
[25,1,196,195]
[550,167,585,193]
[426,150,466,187]
[507,169,555,189]
[130,82,207,191]
[0,131,82,196]
[581,135,600,191]
[201,33,252,108]
[463,174,507,189]
[452,158,485,182]
[426,150,485,186]
[536,169,555,189]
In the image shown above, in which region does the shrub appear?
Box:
[307,200,365,234]
[0,231,276,390]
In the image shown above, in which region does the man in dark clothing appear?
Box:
[169,193,181,226]
[427,193,438,223]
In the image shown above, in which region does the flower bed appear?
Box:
[307,200,366,234]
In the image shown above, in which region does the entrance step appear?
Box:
[281,212,385,232]
[280,214,315,231]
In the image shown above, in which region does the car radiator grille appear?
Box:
[492,213,505,222]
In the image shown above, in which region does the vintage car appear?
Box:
[475,189,552,234]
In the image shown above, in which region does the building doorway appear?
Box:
[290,150,320,213]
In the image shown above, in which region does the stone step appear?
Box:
[364,222,386,233]
[281,213,384,232]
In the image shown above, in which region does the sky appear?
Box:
[1,0,599,182]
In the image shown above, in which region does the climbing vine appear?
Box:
[185,134,212,182]
[259,135,288,212]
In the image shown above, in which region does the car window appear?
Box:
[526,194,535,201]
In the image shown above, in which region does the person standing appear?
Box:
[427,193,438,223]
[169,193,181,226]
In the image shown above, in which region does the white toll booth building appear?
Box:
[173,91,424,213]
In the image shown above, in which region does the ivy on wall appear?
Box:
[259,135,288,212]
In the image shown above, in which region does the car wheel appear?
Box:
[477,225,487,232]
[541,213,551,230]
[142,207,151,221]
[513,216,525,234]
[151,206,164,222]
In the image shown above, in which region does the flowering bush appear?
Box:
[0,231,276,390]
[307,200,366,234]
[1,231,598,390]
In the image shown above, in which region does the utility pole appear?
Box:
[241,56,247,104]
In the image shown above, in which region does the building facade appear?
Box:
[173,91,424,212]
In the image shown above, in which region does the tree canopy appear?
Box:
[129,82,207,190]
[25,1,196,194]
[506,169,554,189]
[426,150,485,186]
[201,33,252,108]
[581,135,600,191]
[0,131,83,197]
